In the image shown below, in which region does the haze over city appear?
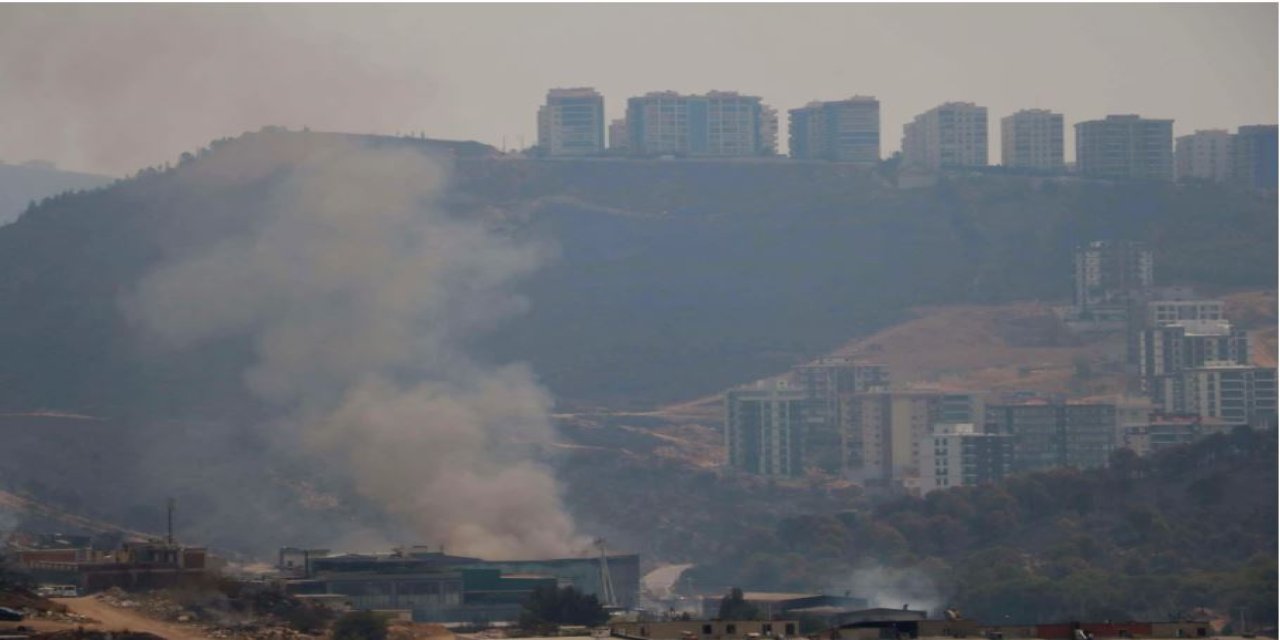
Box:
[0,3,1276,175]
[0,3,1277,640]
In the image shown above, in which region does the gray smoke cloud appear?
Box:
[125,141,583,559]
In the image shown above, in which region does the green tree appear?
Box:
[332,611,389,640]
[717,587,761,620]
[519,585,608,632]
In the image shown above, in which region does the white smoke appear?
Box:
[125,141,583,559]
[831,565,946,615]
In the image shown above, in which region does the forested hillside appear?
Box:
[683,427,1278,627]
[0,161,113,225]
[0,130,1273,413]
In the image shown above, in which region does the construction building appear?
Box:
[13,538,210,593]
[613,620,801,640]
[1072,240,1154,319]
[725,381,808,477]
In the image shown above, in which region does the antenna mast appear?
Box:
[166,497,176,545]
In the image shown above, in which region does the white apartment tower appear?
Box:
[725,382,807,477]
[537,88,605,156]
[1175,130,1233,183]
[901,102,988,170]
[789,96,881,163]
[625,91,775,157]
[1001,109,1064,171]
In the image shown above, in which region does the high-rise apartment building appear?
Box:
[901,102,988,170]
[839,390,980,484]
[536,88,605,156]
[985,402,1117,472]
[759,105,780,156]
[1138,320,1249,380]
[625,91,775,157]
[1160,365,1278,428]
[1000,109,1064,171]
[1142,299,1225,326]
[792,358,889,474]
[1230,124,1278,190]
[724,382,807,477]
[607,118,629,153]
[1074,115,1174,180]
[1175,129,1233,183]
[920,423,1013,494]
[1073,240,1154,313]
[788,97,881,163]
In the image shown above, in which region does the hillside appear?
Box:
[683,427,1278,627]
[0,129,1275,559]
[0,161,114,225]
[0,130,1275,414]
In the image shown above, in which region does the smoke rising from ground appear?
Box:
[830,565,946,616]
[125,142,582,559]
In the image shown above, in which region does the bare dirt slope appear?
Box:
[833,301,1125,395]
[1221,289,1278,367]
[42,593,208,640]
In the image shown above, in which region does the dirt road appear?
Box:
[53,596,211,640]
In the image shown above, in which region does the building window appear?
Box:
[727,625,737,634]
[703,625,713,635]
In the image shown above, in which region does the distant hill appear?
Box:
[0,161,114,225]
[0,130,1274,416]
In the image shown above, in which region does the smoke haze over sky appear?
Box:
[0,3,1275,175]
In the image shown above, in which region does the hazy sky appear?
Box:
[0,3,1275,176]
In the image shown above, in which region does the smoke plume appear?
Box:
[126,141,582,559]
[830,565,946,616]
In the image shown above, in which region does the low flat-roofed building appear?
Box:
[612,620,800,640]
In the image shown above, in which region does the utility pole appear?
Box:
[166,498,176,545]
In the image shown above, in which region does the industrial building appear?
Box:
[279,546,639,623]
